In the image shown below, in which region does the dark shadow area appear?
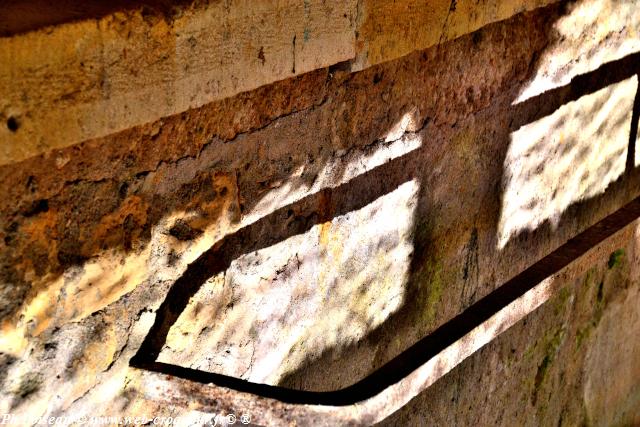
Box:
[628,73,640,173]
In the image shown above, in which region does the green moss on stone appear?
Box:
[607,249,625,269]
[531,327,566,405]
[553,286,572,315]
[583,267,597,288]
[576,322,596,349]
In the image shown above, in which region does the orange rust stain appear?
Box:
[83,195,149,255]
[21,209,58,240]
[0,211,61,348]
[18,209,60,270]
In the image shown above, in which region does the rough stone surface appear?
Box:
[0,0,565,165]
[0,0,639,425]
[0,0,356,164]
[353,0,558,69]
[376,221,640,427]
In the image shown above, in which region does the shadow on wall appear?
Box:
[134,0,640,397]
[0,0,639,417]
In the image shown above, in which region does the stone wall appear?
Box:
[0,0,639,425]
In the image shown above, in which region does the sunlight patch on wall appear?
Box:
[245,110,422,226]
[515,0,640,104]
[497,76,637,249]
[157,178,420,387]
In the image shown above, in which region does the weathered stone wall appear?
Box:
[0,0,639,425]
[377,219,640,426]
[0,0,558,164]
